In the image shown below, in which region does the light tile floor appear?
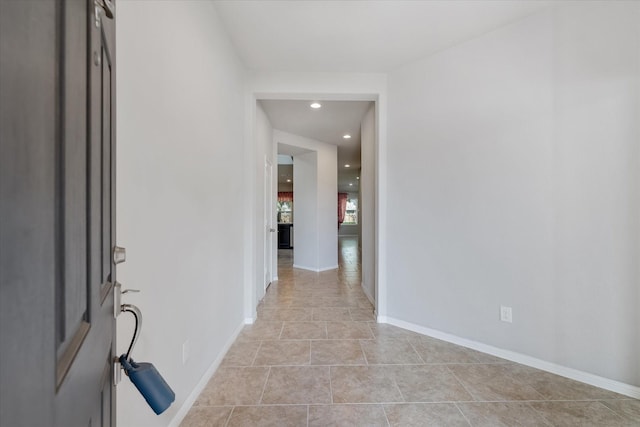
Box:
[182,237,640,426]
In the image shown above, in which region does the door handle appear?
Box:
[114,282,140,318]
[113,246,126,264]
[95,0,114,19]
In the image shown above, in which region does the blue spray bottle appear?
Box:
[119,304,175,415]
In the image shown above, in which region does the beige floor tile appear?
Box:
[387,365,473,402]
[350,308,376,321]
[310,340,367,365]
[259,308,312,321]
[409,336,480,364]
[529,401,631,426]
[368,323,420,340]
[600,399,640,423]
[220,341,261,367]
[308,404,388,427]
[330,366,404,403]
[259,294,293,307]
[448,364,545,401]
[320,296,361,308]
[183,238,637,426]
[179,406,233,427]
[360,338,424,364]
[507,364,628,400]
[261,366,332,404]
[226,405,308,427]
[237,321,283,341]
[253,340,310,366]
[457,402,552,426]
[383,403,469,427]
[195,367,269,406]
[327,321,375,339]
[312,307,352,321]
[289,297,321,308]
[280,321,327,339]
[464,348,510,364]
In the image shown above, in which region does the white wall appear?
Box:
[275,130,338,271]
[387,2,640,387]
[294,151,320,269]
[116,2,246,426]
[253,103,274,308]
[360,105,376,304]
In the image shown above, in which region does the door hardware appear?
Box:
[113,246,126,264]
[94,0,114,27]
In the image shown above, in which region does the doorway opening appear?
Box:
[252,98,378,318]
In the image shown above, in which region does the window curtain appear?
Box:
[338,193,348,228]
[278,192,293,202]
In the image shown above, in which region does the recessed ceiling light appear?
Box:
[349,183,353,186]
[344,164,350,168]
[356,177,360,180]
[286,179,291,182]
[343,134,351,139]
[310,102,321,109]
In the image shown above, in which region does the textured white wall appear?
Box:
[387,2,639,386]
[116,2,246,425]
[254,103,274,307]
[275,130,338,271]
[293,151,319,270]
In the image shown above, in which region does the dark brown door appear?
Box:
[0,1,117,426]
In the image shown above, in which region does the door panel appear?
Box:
[0,1,58,425]
[0,0,117,425]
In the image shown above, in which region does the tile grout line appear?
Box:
[250,341,263,366]
[257,366,271,405]
[359,340,369,366]
[525,400,556,426]
[328,365,334,404]
[453,402,473,427]
[407,338,426,364]
[278,322,285,339]
[444,365,477,401]
[222,406,235,427]
[381,404,391,427]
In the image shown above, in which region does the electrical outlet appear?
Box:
[182,340,190,364]
[500,306,513,323]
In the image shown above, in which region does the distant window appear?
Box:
[277,201,292,223]
[343,198,358,225]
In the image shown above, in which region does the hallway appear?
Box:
[181,237,638,426]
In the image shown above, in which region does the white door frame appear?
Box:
[243,76,388,323]
[264,157,273,291]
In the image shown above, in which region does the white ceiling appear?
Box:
[261,100,371,192]
[213,0,551,73]
[226,0,550,193]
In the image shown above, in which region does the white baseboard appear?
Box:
[379,316,640,400]
[292,264,339,272]
[244,317,255,325]
[361,281,375,306]
[168,320,246,427]
[273,276,278,281]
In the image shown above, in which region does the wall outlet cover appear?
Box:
[500,306,513,323]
